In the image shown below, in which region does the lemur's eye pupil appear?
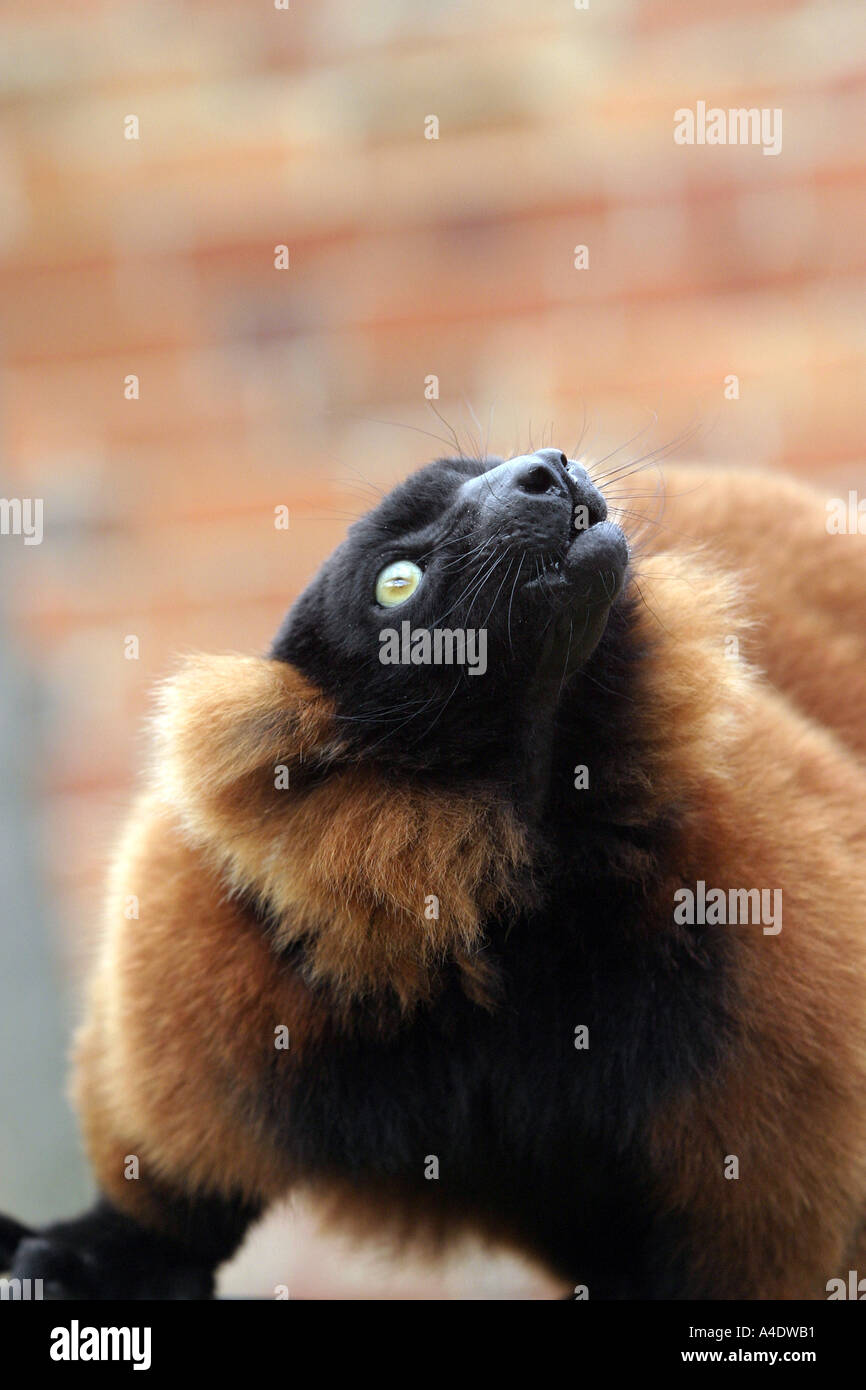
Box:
[375,561,423,607]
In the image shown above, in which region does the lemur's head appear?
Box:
[272,450,628,778]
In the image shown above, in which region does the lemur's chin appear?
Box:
[525,521,629,608]
[523,523,629,684]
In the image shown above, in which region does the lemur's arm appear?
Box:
[4,1193,256,1300]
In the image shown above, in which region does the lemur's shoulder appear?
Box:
[72,793,302,1216]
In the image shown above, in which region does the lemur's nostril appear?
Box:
[517,463,563,496]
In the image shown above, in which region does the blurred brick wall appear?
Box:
[0,0,864,1295]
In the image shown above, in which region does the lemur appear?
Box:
[2,450,866,1298]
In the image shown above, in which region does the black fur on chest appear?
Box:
[258,857,736,1294]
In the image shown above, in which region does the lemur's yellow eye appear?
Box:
[375,560,423,607]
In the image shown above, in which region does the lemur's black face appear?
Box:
[272,450,628,777]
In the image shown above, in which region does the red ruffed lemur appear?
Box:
[2,449,866,1299]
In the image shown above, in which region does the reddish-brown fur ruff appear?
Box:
[150,654,531,1013]
[621,464,866,762]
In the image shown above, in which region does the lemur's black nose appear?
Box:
[462,451,607,527]
[512,456,568,497]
